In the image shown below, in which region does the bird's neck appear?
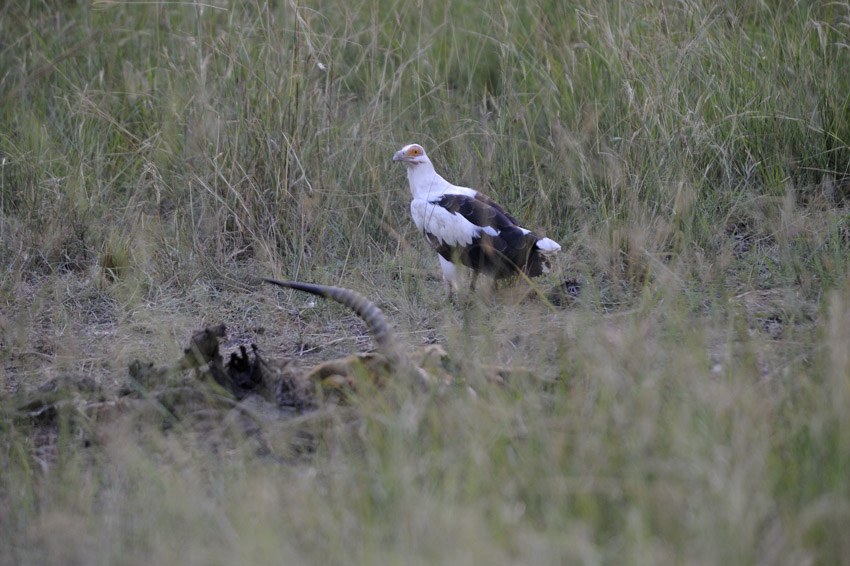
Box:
[406,160,447,200]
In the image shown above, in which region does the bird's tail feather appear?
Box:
[536,237,561,254]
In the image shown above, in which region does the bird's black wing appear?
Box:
[434,192,518,230]
[430,193,545,278]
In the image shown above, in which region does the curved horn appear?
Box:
[262,278,391,351]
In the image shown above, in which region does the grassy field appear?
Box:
[2,0,850,563]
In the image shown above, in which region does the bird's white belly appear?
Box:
[410,199,484,247]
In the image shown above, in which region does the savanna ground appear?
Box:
[2,0,850,563]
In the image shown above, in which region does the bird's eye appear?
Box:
[410,148,420,155]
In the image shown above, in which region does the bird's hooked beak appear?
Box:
[394,144,427,166]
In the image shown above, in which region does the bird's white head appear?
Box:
[392,143,429,167]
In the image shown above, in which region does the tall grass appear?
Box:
[1,0,850,563]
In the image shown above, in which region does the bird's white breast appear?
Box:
[410,199,495,247]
